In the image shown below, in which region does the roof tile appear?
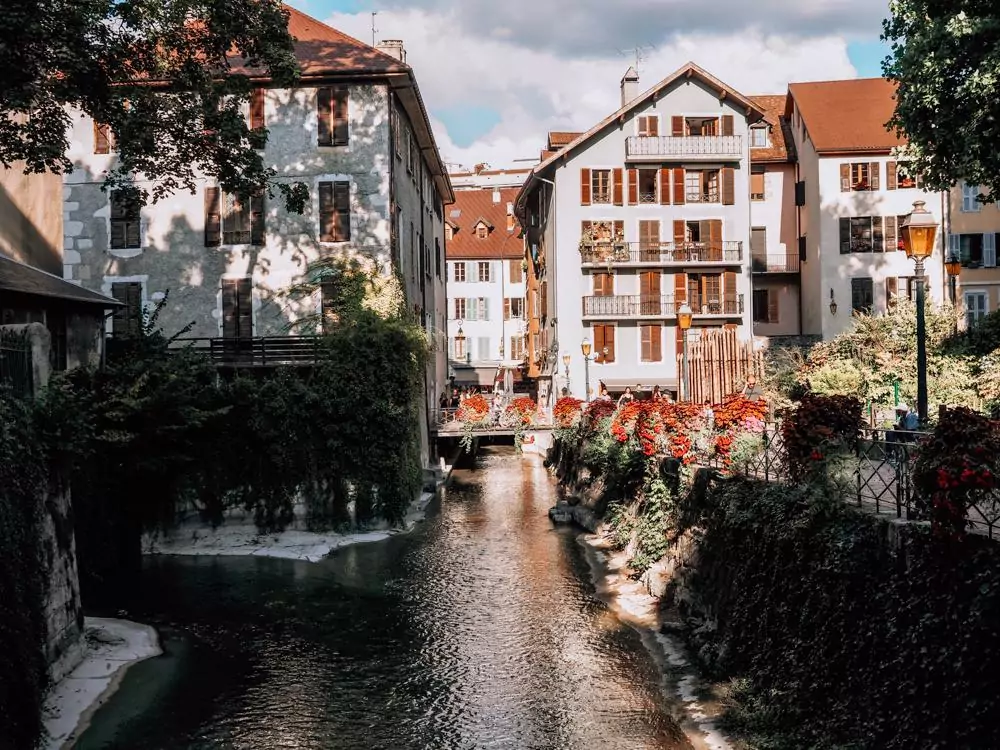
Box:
[445,187,525,260]
[788,78,903,153]
[748,94,794,163]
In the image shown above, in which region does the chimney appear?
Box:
[377,39,406,63]
[492,188,501,204]
[620,66,639,107]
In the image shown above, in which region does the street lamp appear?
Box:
[677,303,693,401]
[581,337,593,402]
[945,254,962,306]
[562,351,571,394]
[899,200,939,424]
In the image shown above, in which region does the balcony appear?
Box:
[167,336,324,367]
[751,253,800,274]
[582,294,744,319]
[625,135,742,162]
[581,241,743,268]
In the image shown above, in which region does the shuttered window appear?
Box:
[320,278,340,332]
[841,162,880,192]
[318,181,351,242]
[110,282,143,337]
[317,87,349,147]
[752,288,778,324]
[593,271,613,297]
[640,324,662,362]
[593,324,615,363]
[204,188,264,246]
[851,277,874,315]
[750,165,765,201]
[110,193,141,250]
[453,298,466,320]
[94,122,114,154]
[509,259,523,284]
[453,262,466,282]
[637,115,659,137]
[221,278,253,339]
[250,88,265,131]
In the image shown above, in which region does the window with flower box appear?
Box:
[840,162,880,192]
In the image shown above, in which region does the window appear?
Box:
[453,335,467,359]
[318,181,350,242]
[320,278,341,331]
[962,182,982,212]
[851,278,874,315]
[637,115,659,137]
[478,261,491,282]
[592,324,615,363]
[749,125,768,148]
[688,273,723,311]
[591,169,612,203]
[408,133,417,175]
[841,162,880,192]
[965,292,989,328]
[750,227,767,268]
[593,271,613,296]
[476,224,488,239]
[453,297,466,320]
[640,324,662,362]
[436,238,442,279]
[445,224,454,241]
[504,298,525,320]
[110,193,141,250]
[510,335,526,360]
[466,297,489,321]
[94,121,115,154]
[509,259,523,284]
[953,232,996,267]
[638,169,658,203]
[453,262,466,282]
[317,88,349,147]
[393,109,402,157]
[750,165,765,201]
[887,161,917,190]
[679,116,719,136]
[204,187,264,247]
[248,87,265,132]
[221,278,253,338]
[839,217,885,254]
[752,288,778,324]
[476,337,491,361]
[685,169,720,203]
[110,282,143,337]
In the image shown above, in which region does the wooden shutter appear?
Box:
[659,168,671,205]
[317,88,333,146]
[602,325,616,363]
[94,122,111,154]
[839,217,851,254]
[221,279,245,338]
[639,220,660,249]
[674,272,687,303]
[333,181,351,241]
[869,162,880,190]
[236,279,253,338]
[708,220,723,260]
[985,233,997,267]
[671,116,684,137]
[721,115,734,137]
[333,89,349,146]
[320,278,340,331]
[580,168,591,205]
[250,193,265,246]
[840,163,851,192]
[594,271,612,296]
[886,277,898,309]
[125,217,140,249]
[886,161,897,190]
[111,282,142,337]
[641,271,661,295]
[724,271,737,307]
[767,292,779,324]
[673,219,686,247]
[628,169,639,205]
[672,167,685,205]
[250,88,265,130]
[873,217,885,252]
[721,167,735,205]
[884,216,897,254]
[647,116,659,137]
[613,168,624,206]
[641,324,662,362]
[318,182,335,242]
[204,187,221,247]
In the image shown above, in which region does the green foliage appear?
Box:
[780,393,862,483]
[883,1,1000,202]
[0,0,305,211]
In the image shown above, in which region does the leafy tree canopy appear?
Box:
[0,0,308,211]
[884,1,1000,203]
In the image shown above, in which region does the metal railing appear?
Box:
[0,334,34,399]
[751,253,800,274]
[168,336,324,367]
[581,241,743,266]
[626,135,742,159]
[433,406,553,432]
[582,294,744,318]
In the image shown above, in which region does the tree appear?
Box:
[883,2,1000,203]
[0,0,307,211]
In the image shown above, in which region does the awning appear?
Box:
[451,366,496,387]
[0,253,121,307]
[597,377,679,392]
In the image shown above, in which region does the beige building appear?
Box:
[946,181,1000,328]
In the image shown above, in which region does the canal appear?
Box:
[76,447,694,749]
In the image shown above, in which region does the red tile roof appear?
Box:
[548,131,582,149]
[748,94,795,163]
[787,78,903,153]
[445,188,524,260]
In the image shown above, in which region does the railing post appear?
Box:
[763,425,771,481]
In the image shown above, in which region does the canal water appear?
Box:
[76,447,693,750]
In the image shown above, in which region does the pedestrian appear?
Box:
[617,386,635,408]
[651,385,663,402]
[598,383,612,401]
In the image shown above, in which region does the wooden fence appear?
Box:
[679,328,762,404]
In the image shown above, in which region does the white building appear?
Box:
[787,78,946,338]
[450,167,533,192]
[445,185,527,388]
[516,63,763,403]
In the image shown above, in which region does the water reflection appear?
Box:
[77,447,691,750]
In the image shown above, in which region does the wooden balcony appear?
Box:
[626,135,743,162]
[751,253,800,274]
[168,336,324,367]
[581,241,743,269]
[582,294,744,320]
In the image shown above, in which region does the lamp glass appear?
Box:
[899,200,938,260]
[677,303,693,331]
[946,257,962,277]
[562,352,570,366]
[581,338,592,357]
[830,300,838,316]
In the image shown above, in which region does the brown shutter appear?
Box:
[540,281,548,318]
[250,88,265,130]
[672,167,685,205]
[603,325,615,363]
[721,167,735,205]
[724,271,737,311]
[613,168,624,205]
[221,279,239,338]
[709,219,723,260]
[886,277,898,309]
[318,182,335,242]
[333,89,349,146]
[125,218,141,249]
[94,122,111,154]
[333,181,351,241]
[671,116,684,137]
[648,117,659,137]
[204,187,221,247]
[869,162,880,190]
[884,216,897,254]
[721,115,734,137]
[236,278,253,338]
[674,272,687,303]
[839,217,851,254]
[628,169,639,205]
[250,193,265,246]
[580,168,591,205]
[659,168,671,205]
[673,219,686,247]
[594,271,612,296]
[840,163,851,192]
[873,217,884,252]
[652,324,662,362]
[641,325,651,361]
[317,88,333,146]
[767,293,779,324]
[887,161,898,190]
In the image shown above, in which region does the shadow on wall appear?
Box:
[0,174,63,275]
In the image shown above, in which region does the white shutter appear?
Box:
[985,233,997,268]
[482,298,490,321]
[948,233,960,259]
[466,298,477,321]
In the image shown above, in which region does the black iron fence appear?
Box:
[168,336,324,367]
[0,333,34,399]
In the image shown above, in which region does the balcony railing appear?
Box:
[751,253,800,274]
[582,294,744,318]
[581,241,743,267]
[626,135,743,161]
[167,336,324,366]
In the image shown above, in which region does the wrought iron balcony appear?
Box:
[582,294,744,319]
[626,135,743,162]
[751,253,800,274]
[167,336,324,367]
[581,241,743,268]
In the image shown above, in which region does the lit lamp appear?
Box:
[899,200,939,424]
[945,255,962,306]
[677,303,693,401]
[562,351,571,393]
[581,337,594,403]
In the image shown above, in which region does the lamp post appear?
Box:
[562,351,571,394]
[945,254,962,306]
[677,303,693,401]
[581,338,593,402]
[899,200,939,425]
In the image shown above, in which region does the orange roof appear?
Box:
[748,94,794,163]
[446,188,524,260]
[787,78,903,153]
[547,131,582,149]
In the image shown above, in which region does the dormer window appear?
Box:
[477,224,488,239]
[445,224,454,241]
[750,125,769,148]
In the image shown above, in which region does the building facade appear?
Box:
[450,167,532,192]
[445,186,527,388]
[946,181,1000,328]
[517,63,763,403]
[787,79,946,339]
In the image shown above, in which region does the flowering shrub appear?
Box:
[457,393,491,452]
[581,399,616,434]
[713,395,768,462]
[913,406,1000,540]
[780,393,862,482]
[553,397,584,428]
[504,396,537,426]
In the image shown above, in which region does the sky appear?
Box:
[295,0,893,171]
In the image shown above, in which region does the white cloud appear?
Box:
[326,8,861,170]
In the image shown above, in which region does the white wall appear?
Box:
[751,162,800,336]
[447,257,526,365]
